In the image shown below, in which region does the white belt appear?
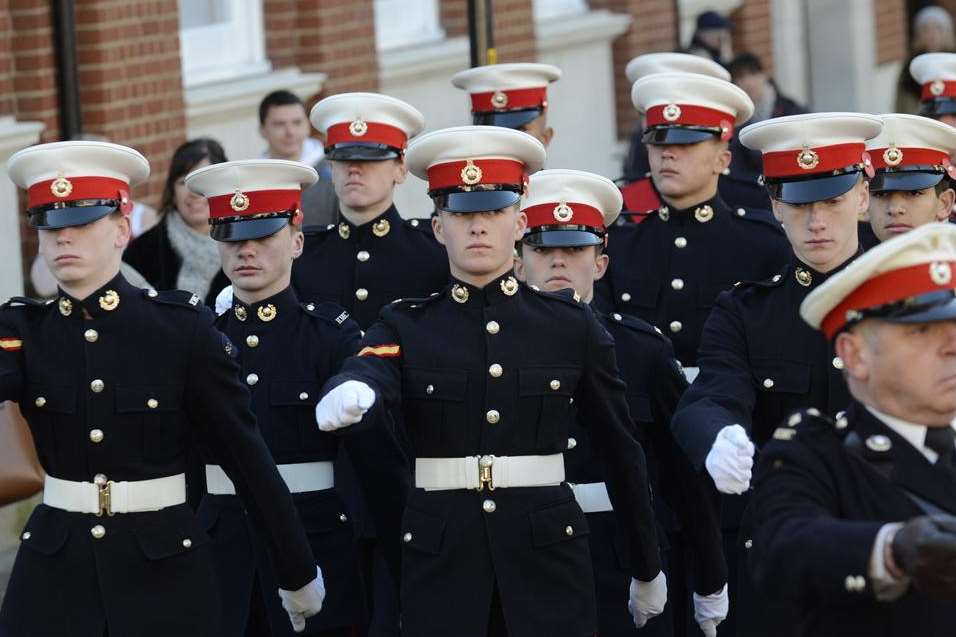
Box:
[43,473,186,516]
[205,462,334,496]
[571,482,613,513]
[415,454,565,491]
[683,366,700,383]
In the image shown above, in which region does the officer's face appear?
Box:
[219,226,304,302]
[838,319,956,426]
[260,104,311,160]
[771,179,867,273]
[38,213,130,290]
[868,187,953,242]
[432,206,526,283]
[514,245,607,302]
[331,159,406,215]
[517,114,554,148]
[647,140,730,205]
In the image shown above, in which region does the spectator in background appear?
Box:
[896,6,956,115]
[123,138,230,308]
[259,89,338,226]
[728,53,807,122]
[687,10,734,65]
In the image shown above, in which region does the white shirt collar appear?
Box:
[865,405,956,463]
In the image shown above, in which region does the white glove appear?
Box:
[693,583,729,637]
[705,424,755,494]
[315,380,376,431]
[214,285,233,315]
[278,566,325,633]
[628,571,667,629]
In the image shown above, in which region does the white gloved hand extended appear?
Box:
[705,424,755,494]
[628,571,667,629]
[315,381,376,431]
[214,285,233,316]
[278,566,325,633]
[693,583,729,637]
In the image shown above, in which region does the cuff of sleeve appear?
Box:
[868,522,910,602]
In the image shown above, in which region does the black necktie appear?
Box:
[925,426,956,468]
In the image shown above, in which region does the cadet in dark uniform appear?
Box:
[0,141,324,636]
[186,159,390,636]
[315,126,666,637]
[910,52,956,128]
[599,71,789,369]
[514,168,728,637]
[864,113,956,248]
[671,112,883,636]
[751,222,956,636]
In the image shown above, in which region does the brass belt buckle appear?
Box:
[478,455,495,491]
[97,481,114,517]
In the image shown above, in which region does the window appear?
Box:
[533,0,587,22]
[178,0,269,87]
[374,0,445,51]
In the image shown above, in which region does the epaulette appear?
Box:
[527,285,584,308]
[604,310,668,341]
[143,288,202,310]
[732,268,788,293]
[2,296,48,309]
[303,223,337,237]
[388,292,441,311]
[404,217,434,235]
[771,407,843,443]
[301,301,351,327]
[728,205,784,232]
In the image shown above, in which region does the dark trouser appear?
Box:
[356,538,401,637]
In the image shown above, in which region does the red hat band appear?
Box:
[869,146,949,170]
[762,143,867,178]
[326,121,408,150]
[524,201,604,230]
[208,189,302,224]
[471,87,547,113]
[921,80,956,100]
[427,159,527,191]
[645,104,734,140]
[821,260,956,338]
[28,176,132,215]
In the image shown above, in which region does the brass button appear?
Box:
[671,278,684,291]
[620,292,632,302]
[674,236,687,248]
[612,313,622,321]
[90,525,106,539]
[403,532,413,543]
[35,396,46,408]
[90,379,105,393]
[567,437,577,450]
[355,288,369,301]
[94,473,108,486]
[182,538,192,549]
[425,384,435,395]
[549,379,561,391]
[737,208,747,217]
[482,499,496,513]
[486,410,500,424]
[246,335,259,348]
[832,356,844,370]
[565,525,574,536]
[246,373,259,386]
[763,378,775,389]
[745,539,753,549]
[486,320,500,335]
[357,251,370,262]
[299,392,309,400]
[147,398,158,409]
[89,429,104,444]
[488,363,503,378]
[339,513,348,523]
[669,321,682,333]
[84,329,98,343]
[21,531,30,541]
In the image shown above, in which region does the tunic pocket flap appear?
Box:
[30,384,76,414]
[401,506,445,555]
[270,381,322,406]
[530,499,589,548]
[403,368,467,401]
[115,385,183,413]
[133,518,209,560]
[20,505,70,555]
[519,367,580,397]
[751,359,811,393]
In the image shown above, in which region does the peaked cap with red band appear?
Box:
[451,63,561,130]
[406,125,545,214]
[521,169,622,248]
[910,52,956,118]
[310,92,424,162]
[866,113,956,192]
[8,141,149,230]
[632,72,754,146]
[739,112,883,205]
[185,159,317,242]
[625,52,730,84]
[801,222,956,339]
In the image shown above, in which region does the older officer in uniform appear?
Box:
[751,222,956,636]
[599,71,789,370]
[863,113,956,248]
[0,141,324,636]
[671,112,883,636]
[514,169,728,637]
[187,159,389,636]
[314,126,666,637]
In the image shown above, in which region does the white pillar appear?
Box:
[0,117,44,300]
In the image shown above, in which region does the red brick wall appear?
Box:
[0,0,15,118]
[873,0,907,65]
[10,1,59,142]
[730,0,773,71]
[439,0,536,62]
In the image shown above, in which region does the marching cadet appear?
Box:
[513,168,728,637]
[751,222,956,636]
[0,141,324,636]
[910,52,956,128]
[864,113,956,247]
[598,71,789,370]
[671,112,883,636]
[451,62,560,146]
[186,159,393,636]
[314,126,666,637]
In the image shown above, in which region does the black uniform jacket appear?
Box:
[0,274,315,637]
[751,403,956,636]
[323,272,662,637]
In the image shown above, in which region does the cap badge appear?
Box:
[930,261,952,286]
[553,201,574,223]
[491,91,509,109]
[461,160,483,186]
[373,219,391,238]
[662,104,682,122]
[257,304,277,322]
[797,147,820,170]
[451,284,470,304]
[845,309,863,323]
[338,222,351,240]
[931,79,946,96]
[349,118,368,136]
[795,267,812,287]
[500,276,519,296]
[694,205,714,223]
[882,146,903,167]
[98,289,120,312]
[230,190,250,212]
[58,298,73,317]
[658,206,670,222]
[234,305,248,322]
[865,434,892,453]
[51,176,73,198]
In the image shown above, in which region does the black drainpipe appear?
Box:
[52,0,82,140]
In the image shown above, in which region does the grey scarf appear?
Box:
[165,210,221,300]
